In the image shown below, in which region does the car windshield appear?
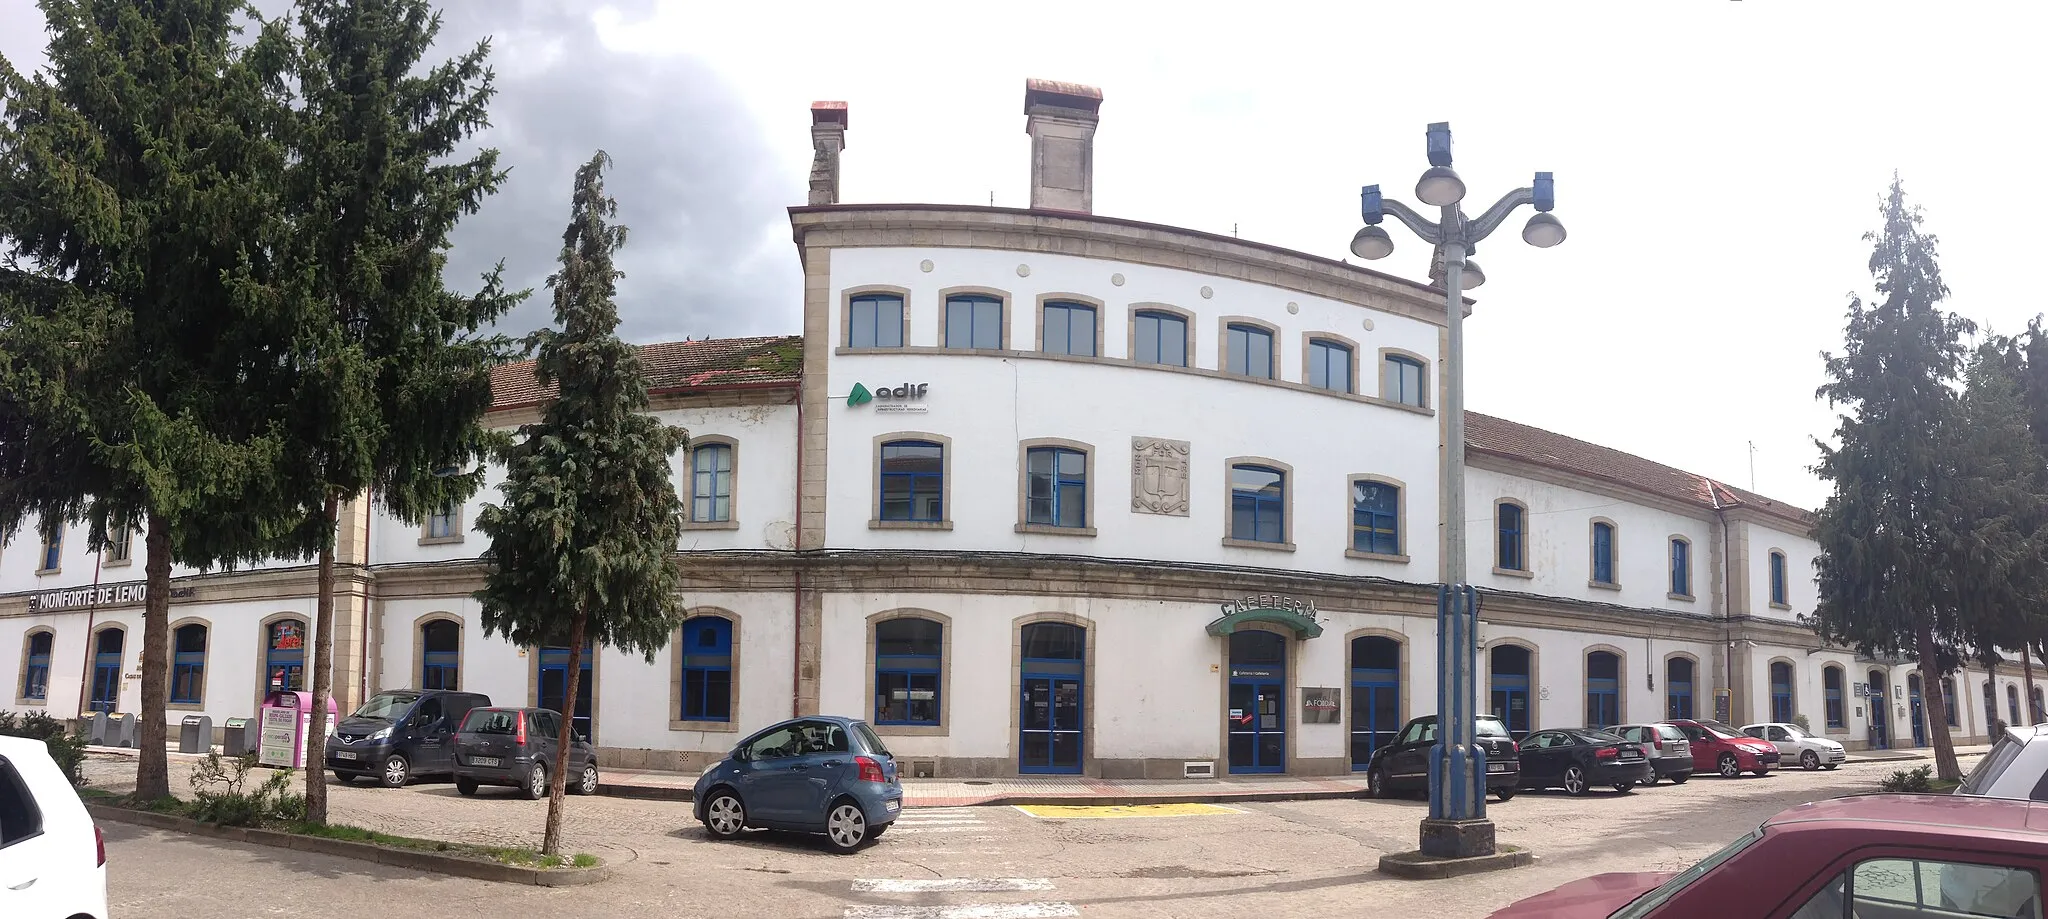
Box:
[1957,734,2027,797]
[350,691,418,720]
[1476,719,1511,738]
[1658,725,1688,741]
[460,709,518,734]
[1780,724,1812,739]
[1578,730,1627,744]
[1609,829,1763,919]
[1701,722,1746,740]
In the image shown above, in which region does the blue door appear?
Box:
[1350,636,1401,770]
[1227,631,1287,774]
[539,643,595,743]
[89,629,123,714]
[1491,645,1533,737]
[1908,676,1927,748]
[1020,623,1085,775]
[1867,671,1889,750]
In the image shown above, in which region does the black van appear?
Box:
[327,689,491,787]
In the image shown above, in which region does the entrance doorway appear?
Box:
[1908,673,1927,747]
[1490,644,1532,737]
[1019,622,1084,775]
[1666,657,1696,721]
[1349,635,1400,770]
[265,618,306,694]
[1585,651,1620,729]
[1227,630,1286,774]
[539,643,594,743]
[89,628,123,714]
[1867,669,1889,750]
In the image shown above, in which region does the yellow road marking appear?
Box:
[1012,803,1243,819]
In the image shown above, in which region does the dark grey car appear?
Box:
[451,707,600,799]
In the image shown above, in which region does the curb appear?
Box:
[594,782,1369,808]
[86,803,609,887]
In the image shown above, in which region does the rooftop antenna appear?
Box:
[1233,223,1239,238]
[989,191,994,206]
[1748,440,1757,491]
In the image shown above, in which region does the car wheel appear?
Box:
[574,763,600,796]
[521,763,548,801]
[456,778,478,796]
[1493,787,1516,802]
[1717,753,1740,778]
[824,801,869,853]
[1613,782,1634,794]
[1643,770,1660,786]
[1801,750,1820,770]
[380,754,410,788]
[702,791,746,839]
[1367,766,1387,799]
[1562,764,1588,796]
[1669,772,1690,785]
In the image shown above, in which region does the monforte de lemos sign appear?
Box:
[27,580,195,612]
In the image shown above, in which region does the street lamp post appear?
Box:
[1353,122,1565,861]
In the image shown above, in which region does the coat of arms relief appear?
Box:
[1131,437,1191,516]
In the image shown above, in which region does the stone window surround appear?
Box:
[1221,456,1295,552]
[1378,347,1432,409]
[1767,548,1791,609]
[36,530,60,576]
[871,431,955,531]
[1126,302,1195,368]
[937,286,1012,351]
[166,617,211,711]
[1034,292,1107,358]
[253,613,306,711]
[1588,517,1621,590]
[840,284,912,348]
[1344,473,1409,563]
[419,502,464,546]
[1583,643,1630,725]
[85,623,127,717]
[1484,638,1542,732]
[104,520,136,569]
[1216,621,1299,776]
[1303,331,1362,395]
[1767,656,1798,722]
[1015,437,1098,537]
[682,435,741,531]
[1822,663,1848,734]
[14,626,55,707]
[1492,497,1532,578]
[1345,628,1412,731]
[411,612,464,692]
[669,607,741,733]
[1668,534,1695,601]
[866,608,953,737]
[1218,315,1281,381]
[1007,612,1097,776]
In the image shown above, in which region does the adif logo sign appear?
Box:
[847,382,873,407]
[847,382,929,413]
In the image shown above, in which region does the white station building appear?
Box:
[2,82,2035,778]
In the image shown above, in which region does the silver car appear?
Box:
[1611,722,1693,785]
[1740,722,1846,770]
[1957,723,2048,800]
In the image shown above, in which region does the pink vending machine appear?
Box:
[256,690,337,768]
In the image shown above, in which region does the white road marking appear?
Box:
[886,818,985,826]
[852,878,1055,893]
[842,904,1079,919]
[886,826,993,834]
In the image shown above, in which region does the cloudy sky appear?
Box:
[4,1,2042,511]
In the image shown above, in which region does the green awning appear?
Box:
[1205,606,1323,639]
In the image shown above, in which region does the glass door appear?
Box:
[1349,681,1397,770]
[1020,677,1083,774]
[539,646,594,743]
[1227,680,1286,773]
[89,629,123,713]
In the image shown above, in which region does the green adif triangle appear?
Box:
[847,382,872,406]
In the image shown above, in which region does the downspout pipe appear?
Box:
[792,377,805,720]
[1711,484,1734,724]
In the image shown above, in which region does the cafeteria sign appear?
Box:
[1205,594,1325,639]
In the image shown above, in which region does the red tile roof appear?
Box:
[489,335,802,411]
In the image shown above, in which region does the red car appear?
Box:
[1487,794,2048,918]
[1667,719,1779,777]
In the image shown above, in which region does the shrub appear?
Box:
[188,753,305,827]
[1879,764,1934,793]
[1791,713,1811,733]
[0,710,89,786]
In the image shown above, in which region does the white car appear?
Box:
[0,735,107,919]
[1741,721,1847,770]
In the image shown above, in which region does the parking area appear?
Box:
[89,752,1981,918]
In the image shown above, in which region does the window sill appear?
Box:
[34,567,60,577]
[1668,592,1696,602]
[1588,580,1621,591]
[1015,523,1097,537]
[1491,566,1534,579]
[873,723,947,737]
[418,535,465,546]
[679,520,740,532]
[103,557,133,569]
[870,519,954,531]
[1825,726,1848,735]
[669,719,739,733]
[1345,549,1410,563]
[1220,538,1295,552]
[167,701,204,712]
[1770,602,1793,611]
[12,697,47,708]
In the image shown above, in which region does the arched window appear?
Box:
[689,442,734,523]
[1382,353,1426,407]
[1585,651,1620,728]
[944,294,1004,350]
[2008,683,2022,727]
[1228,464,1286,544]
[1590,521,1617,586]
[19,630,53,701]
[1490,644,1534,736]
[265,618,306,693]
[1944,677,1958,727]
[1225,323,1275,379]
[170,623,208,705]
[1769,550,1789,606]
[1497,502,1527,572]
[1132,310,1188,367]
[421,619,460,690]
[1823,666,1845,728]
[1769,661,1794,724]
[679,616,734,723]
[1985,680,1999,730]
[1308,339,1353,393]
[2034,686,2045,724]
[1350,479,1400,557]
[89,627,124,713]
[1349,636,1401,767]
[875,618,943,726]
[1666,657,1696,720]
[878,439,945,522]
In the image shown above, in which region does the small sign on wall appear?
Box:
[1301,687,1341,724]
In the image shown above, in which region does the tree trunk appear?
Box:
[134,514,174,801]
[1987,657,2003,737]
[542,610,587,857]
[304,493,340,823]
[1917,623,1961,781]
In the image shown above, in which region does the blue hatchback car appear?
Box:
[693,715,903,852]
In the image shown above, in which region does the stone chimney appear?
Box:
[808,101,848,206]
[1023,79,1101,213]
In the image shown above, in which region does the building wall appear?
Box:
[1468,466,1715,613]
[1743,520,1818,624]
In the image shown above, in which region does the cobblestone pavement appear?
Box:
[92,752,1984,918]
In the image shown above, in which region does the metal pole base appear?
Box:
[1419,817,1498,859]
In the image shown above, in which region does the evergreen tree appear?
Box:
[1811,177,1976,781]
[0,0,321,800]
[267,0,521,823]
[474,152,688,856]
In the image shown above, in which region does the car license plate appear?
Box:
[1486,762,1509,773]
[885,799,900,812]
[335,751,358,761]
[471,756,502,767]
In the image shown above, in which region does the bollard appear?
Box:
[89,711,111,746]
[178,715,214,754]
[106,712,138,748]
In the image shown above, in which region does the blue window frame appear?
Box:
[265,619,305,693]
[1770,551,1788,605]
[1671,538,1691,596]
[878,440,944,522]
[875,618,942,726]
[1229,464,1286,543]
[691,443,733,523]
[421,619,460,690]
[1770,662,1793,724]
[1350,480,1399,556]
[1666,657,1695,720]
[426,503,457,539]
[1350,636,1402,768]
[1040,301,1096,357]
[1308,339,1353,392]
[1497,502,1526,571]
[20,630,52,701]
[1132,310,1188,367]
[945,295,1003,350]
[1226,323,1274,378]
[170,624,207,705]
[1019,622,1085,774]
[848,294,905,348]
[90,628,124,713]
[679,616,733,722]
[1824,667,1844,728]
[39,531,60,572]
[1586,651,1620,729]
[1025,446,1087,528]
[1383,354,1426,407]
[1592,522,1616,584]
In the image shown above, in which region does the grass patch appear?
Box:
[77,787,121,800]
[573,853,599,869]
